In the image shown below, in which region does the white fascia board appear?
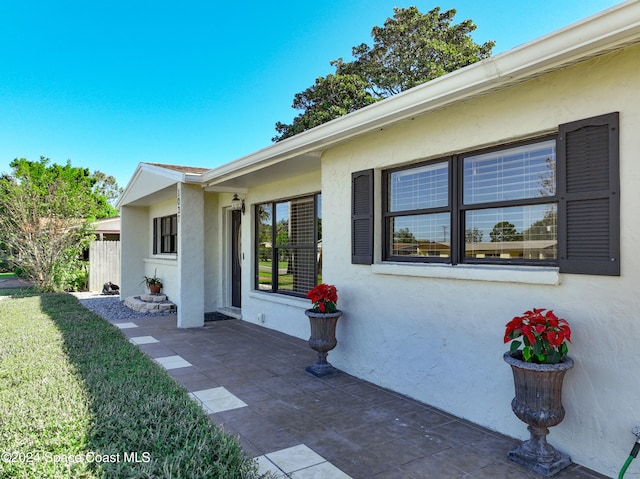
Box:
[202,0,640,187]
[116,163,146,209]
[136,162,206,184]
[140,163,188,182]
[116,162,203,209]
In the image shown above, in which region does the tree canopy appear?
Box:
[0,157,121,290]
[273,6,495,141]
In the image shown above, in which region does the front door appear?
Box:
[231,210,242,308]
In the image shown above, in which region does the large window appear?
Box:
[383,139,559,265]
[153,214,177,254]
[357,113,619,275]
[256,194,322,295]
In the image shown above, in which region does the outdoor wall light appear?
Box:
[230,194,245,215]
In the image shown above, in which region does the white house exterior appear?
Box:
[117,2,640,476]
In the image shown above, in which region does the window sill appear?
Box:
[144,256,177,265]
[248,290,309,309]
[372,262,560,285]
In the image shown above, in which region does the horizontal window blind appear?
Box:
[463,140,556,205]
[389,161,448,212]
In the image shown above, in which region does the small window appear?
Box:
[256,194,322,296]
[153,214,177,254]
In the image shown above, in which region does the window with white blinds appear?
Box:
[383,138,558,265]
[256,194,321,296]
[384,160,451,262]
[463,140,556,204]
[462,140,557,262]
[389,162,448,211]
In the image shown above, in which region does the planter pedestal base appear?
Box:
[305,353,339,378]
[508,426,571,477]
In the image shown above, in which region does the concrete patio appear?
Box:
[101,308,608,478]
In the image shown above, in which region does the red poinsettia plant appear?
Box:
[504,308,571,364]
[306,283,339,313]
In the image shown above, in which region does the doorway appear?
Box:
[231,209,242,308]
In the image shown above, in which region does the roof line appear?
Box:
[202,0,640,186]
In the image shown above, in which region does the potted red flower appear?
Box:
[505,308,571,364]
[503,308,574,477]
[304,284,342,377]
[307,283,338,313]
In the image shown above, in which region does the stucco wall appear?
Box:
[144,197,179,303]
[317,45,640,477]
[176,183,204,327]
[120,205,149,299]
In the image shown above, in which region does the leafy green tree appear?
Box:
[0,157,120,291]
[274,6,494,141]
[465,227,484,243]
[490,221,522,243]
[523,209,557,241]
[394,227,417,243]
[273,74,377,142]
[92,169,124,206]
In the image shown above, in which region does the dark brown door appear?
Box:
[231,210,242,308]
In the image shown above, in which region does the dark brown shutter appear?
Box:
[152,218,159,255]
[352,169,374,264]
[557,112,619,275]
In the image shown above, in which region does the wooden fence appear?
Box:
[89,240,121,292]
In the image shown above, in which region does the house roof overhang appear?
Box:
[92,216,121,234]
[202,0,640,191]
[117,163,208,208]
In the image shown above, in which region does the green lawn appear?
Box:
[257,261,321,289]
[0,294,264,479]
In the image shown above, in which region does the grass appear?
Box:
[257,261,321,289]
[0,294,264,479]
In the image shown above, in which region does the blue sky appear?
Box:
[0,0,623,188]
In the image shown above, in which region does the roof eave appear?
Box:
[202,0,640,186]
[116,163,204,209]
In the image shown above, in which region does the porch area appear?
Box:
[111,313,608,479]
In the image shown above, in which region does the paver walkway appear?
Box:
[99,307,609,478]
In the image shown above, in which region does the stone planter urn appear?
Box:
[305,309,342,378]
[504,351,575,476]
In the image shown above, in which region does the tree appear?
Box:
[490,221,522,243]
[0,157,120,291]
[273,74,377,142]
[465,227,483,243]
[394,227,417,243]
[523,209,557,241]
[92,170,124,206]
[274,6,494,141]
